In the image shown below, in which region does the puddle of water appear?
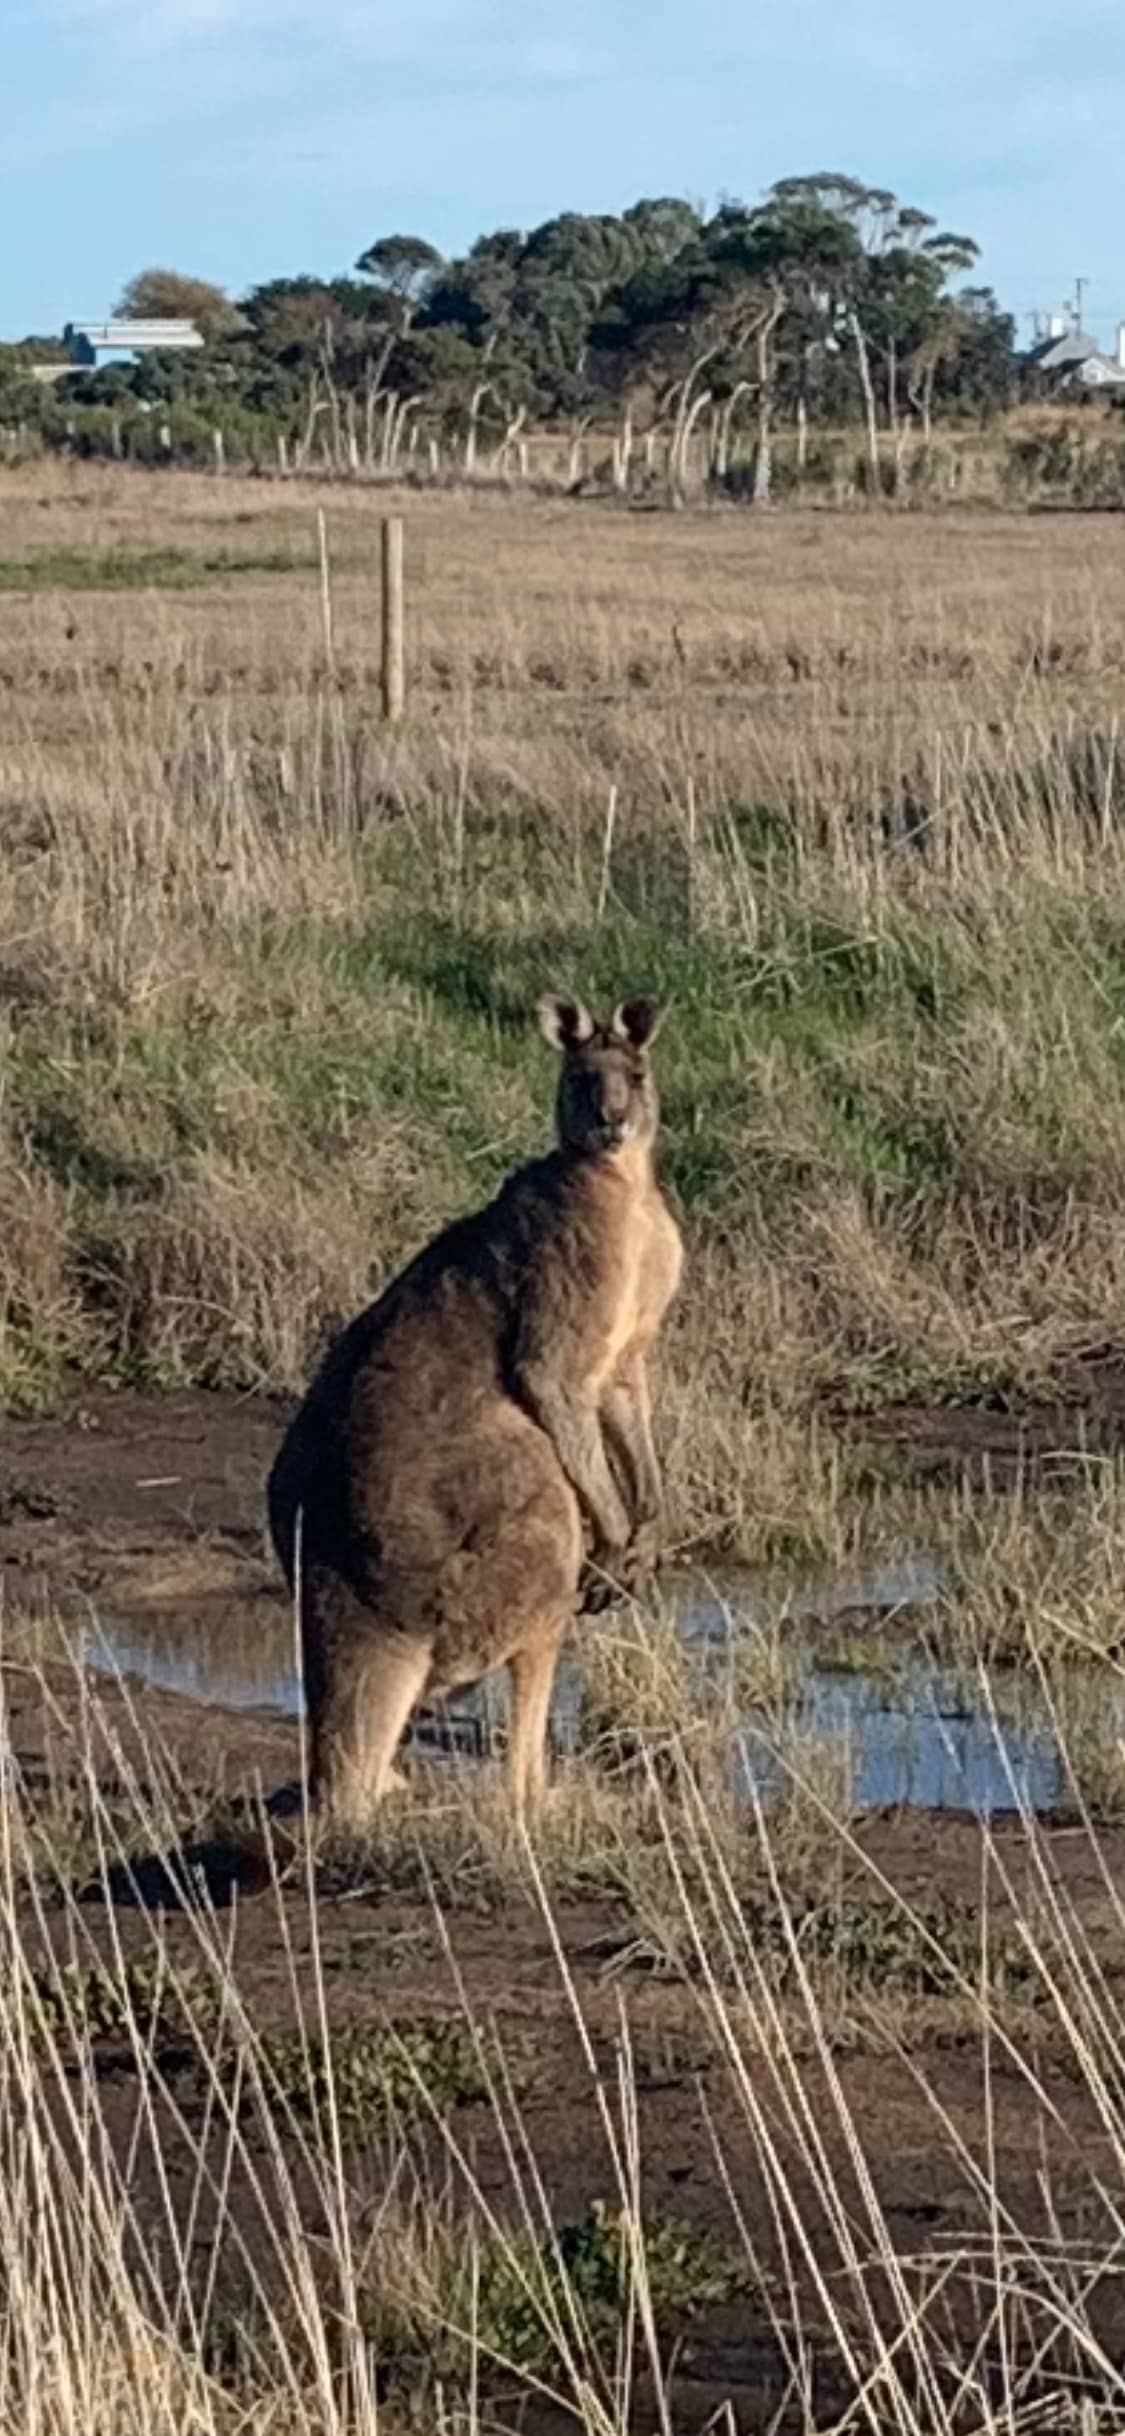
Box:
[681,1554,945,1636]
[76,1554,1073,1814]
[741,1662,1060,1814]
[85,1619,298,1718]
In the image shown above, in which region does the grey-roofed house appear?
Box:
[1025,318,1125,393]
[63,320,204,367]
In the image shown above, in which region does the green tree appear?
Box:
[767,176,980,482]
[114,269,239,340]
[354,235,443,329]
[705,197,865,498]
[10,181,1014,486]
[925,288,1016,424]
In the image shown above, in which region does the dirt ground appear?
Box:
[0,1383,291,1647]
[5,1376,1124,1646]
[5,1385,1125,2428]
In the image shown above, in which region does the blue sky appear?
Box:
[4,0,1124,346]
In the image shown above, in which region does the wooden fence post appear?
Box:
[381,514,405,724]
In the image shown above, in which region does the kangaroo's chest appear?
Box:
[632,1190,683,1342]
[595,1187,683,1373]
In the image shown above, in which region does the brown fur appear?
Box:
[267,991,682,1826]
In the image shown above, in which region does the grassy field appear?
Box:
[8,462,1125,2430]
[7,464,1125,1541]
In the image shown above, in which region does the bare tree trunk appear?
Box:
[886,336,898,437]
[566,413,592,487]
[796,393,809,478]
[297,373,321,470]
[752,427,771,503]
[893,408,910,495]
[750,298,784,505]
[667,349,721,502]
[363,363,380,471]
[465,382,492,473]
[320,329,344,469]
[377,393,398,472]
[495,402,528,477]
[344,394,360,474]
[922,360,936,444]
[611,404,634,494]
[886,336,907,496]
[848,308,881,491]
[386,394,423,473]
[463,333,498,475]
[706,405,720,478]
[368,325,397,401]
[676,389,713,498]
[713,380,751,480]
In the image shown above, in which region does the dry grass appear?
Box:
[12,460,1125,2430]
[7,464,1125,1566]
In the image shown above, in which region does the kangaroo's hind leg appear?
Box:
[302,1565,432,1829]
[316,1634,432,1828]
[507,1613,569,1823]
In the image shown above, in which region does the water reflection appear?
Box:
[742,1662,1059,1814]
[77,1554,1074,1815]
[84,1616,298,1717]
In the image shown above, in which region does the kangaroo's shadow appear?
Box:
[83,1785,305,1912]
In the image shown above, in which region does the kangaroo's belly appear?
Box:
[341,1388,583,1646]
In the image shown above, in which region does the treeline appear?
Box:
[0,174,1027,494]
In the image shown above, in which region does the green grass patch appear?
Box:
[366,2198,749,2394]
[0,545,315,590]
[27,1952,220,2047]
[740,1892,1038,2000]
[254,2016,491,2142]
[9,786,1125,1447]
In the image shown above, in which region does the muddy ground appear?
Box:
[4,1386,1125,2429]
[3,1376,1121,1654]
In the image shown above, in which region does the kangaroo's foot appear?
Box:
[577,1561,626,1614]
[578,1523,664,1614]
[626,1517,664,1583]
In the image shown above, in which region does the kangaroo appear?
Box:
[267,990,682,1827]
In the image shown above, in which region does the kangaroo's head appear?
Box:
[537,992,665,1158]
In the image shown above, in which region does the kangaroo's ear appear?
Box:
[610,994,665,1049]
[537,993,595,1051]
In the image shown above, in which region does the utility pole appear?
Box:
[1074,275,1088,332]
